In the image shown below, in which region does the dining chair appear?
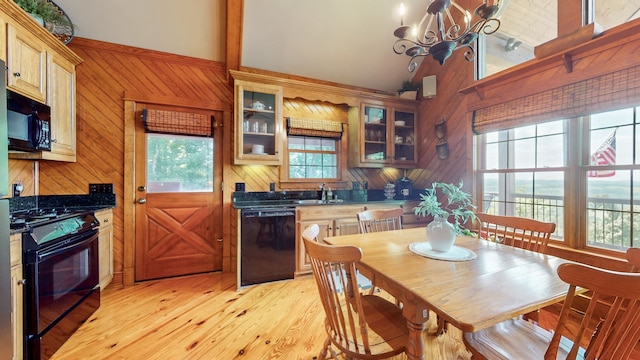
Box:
[356,207,404,234]
[302,224,409,359]
[356,207,403,299]
[475,212,556,325]
[464,260,640,360]
[627,247,640,271]
[475,212,556,253]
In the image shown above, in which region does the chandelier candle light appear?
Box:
[393,0,503,71]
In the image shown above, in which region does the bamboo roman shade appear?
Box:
[142,108,214,137]
[287,117,343,139]
[472,64,640,134]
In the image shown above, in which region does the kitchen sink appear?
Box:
[296,199,344,205]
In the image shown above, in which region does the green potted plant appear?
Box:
[397,79,420,99]
[14,0,72,28]
[414,181,478,251]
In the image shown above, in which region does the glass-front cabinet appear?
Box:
[233,80,284,165]
[349,101,417,168]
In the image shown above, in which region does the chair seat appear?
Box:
[464,318,584,360]
[329,294,408,355]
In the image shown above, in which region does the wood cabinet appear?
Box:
[233,79,284,165]
[9,233,23,360]
[45,52,76,162]
[2,1,83,162]
[6,23,46,102]
[348,101,418,168]
[96,209,114,290]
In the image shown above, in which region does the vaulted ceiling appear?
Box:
[52,0,640,94]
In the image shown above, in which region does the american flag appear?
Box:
[588,129,616,178]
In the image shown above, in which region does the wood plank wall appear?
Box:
[10,37,464,286]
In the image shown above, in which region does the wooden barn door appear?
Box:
[134,104,223,281]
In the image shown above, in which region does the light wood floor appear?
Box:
[51,272,472,360]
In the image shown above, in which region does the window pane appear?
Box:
[146,134,213,193]
[513,124,536,139]
[322,167,337,178]
[289,164,305,179]
[306,165,323,179]
[513,138,535,168]
[537,120,564,136]
[482,0,557,77]
[534,172,564,238]
[304,137,322,151]
[587,170,632,250]
[288,137,305,150]
[537,134,565,167]
[594,0,640,31]
[590,108,633,129]
[321,138,336,151]
[322,153,336,166]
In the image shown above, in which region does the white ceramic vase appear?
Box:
[426,216,456,252]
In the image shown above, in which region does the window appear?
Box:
[146,134,214,192]
[479,120,566,239]
[586,108,640,249]
[477,107,640,252]
[287,136,338,179]
[479,0,639,78]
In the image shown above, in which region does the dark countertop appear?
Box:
[232,189,423,209]
[9,194,117,235]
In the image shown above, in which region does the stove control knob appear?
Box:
[137,198,147,204]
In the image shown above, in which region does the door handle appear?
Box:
[137,198,146,204]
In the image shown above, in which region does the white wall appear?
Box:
[53,0,225,62]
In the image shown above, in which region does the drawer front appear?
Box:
[296,205,365,221]
[95,209,113,228]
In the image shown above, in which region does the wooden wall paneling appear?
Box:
[7,159,36,196]
[32,38,234,287]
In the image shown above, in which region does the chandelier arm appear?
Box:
[462,44,475,61]
[408,52,429,73]
[393,38,420,55]
[479,18,501,35]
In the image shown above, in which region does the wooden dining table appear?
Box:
[324,227,574,360]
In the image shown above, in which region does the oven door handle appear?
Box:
[38,231,98,260]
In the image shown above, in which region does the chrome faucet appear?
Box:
[320,183,326,201]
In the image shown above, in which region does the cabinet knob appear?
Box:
[137,198,147,204]
[18,279,26,285]
[103,219,109,223]
[13,72,20,77]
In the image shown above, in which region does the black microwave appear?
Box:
[6,90,51,152]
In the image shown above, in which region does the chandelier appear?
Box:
[392,0,503,71]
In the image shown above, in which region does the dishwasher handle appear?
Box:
[242,209,295,218]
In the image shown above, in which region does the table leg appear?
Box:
[406,320,426,360]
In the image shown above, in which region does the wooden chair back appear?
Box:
[357,207,404,233]
[627,247,640,271]
[302,226,408,359]
[465,260,640,360]
[476,212,556,253]
[301,223,321,243]
[547,262,640,359]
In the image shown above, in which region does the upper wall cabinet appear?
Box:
[7,23,46,102]
[348,101,417,168]
[233,79,284,165]
[46,53,76,161]
[2,1,83,162]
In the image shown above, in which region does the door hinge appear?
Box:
[221,182,224,191]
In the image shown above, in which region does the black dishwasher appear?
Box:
[240,207,296,286]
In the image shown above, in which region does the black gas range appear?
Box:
[11,208,101,360]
